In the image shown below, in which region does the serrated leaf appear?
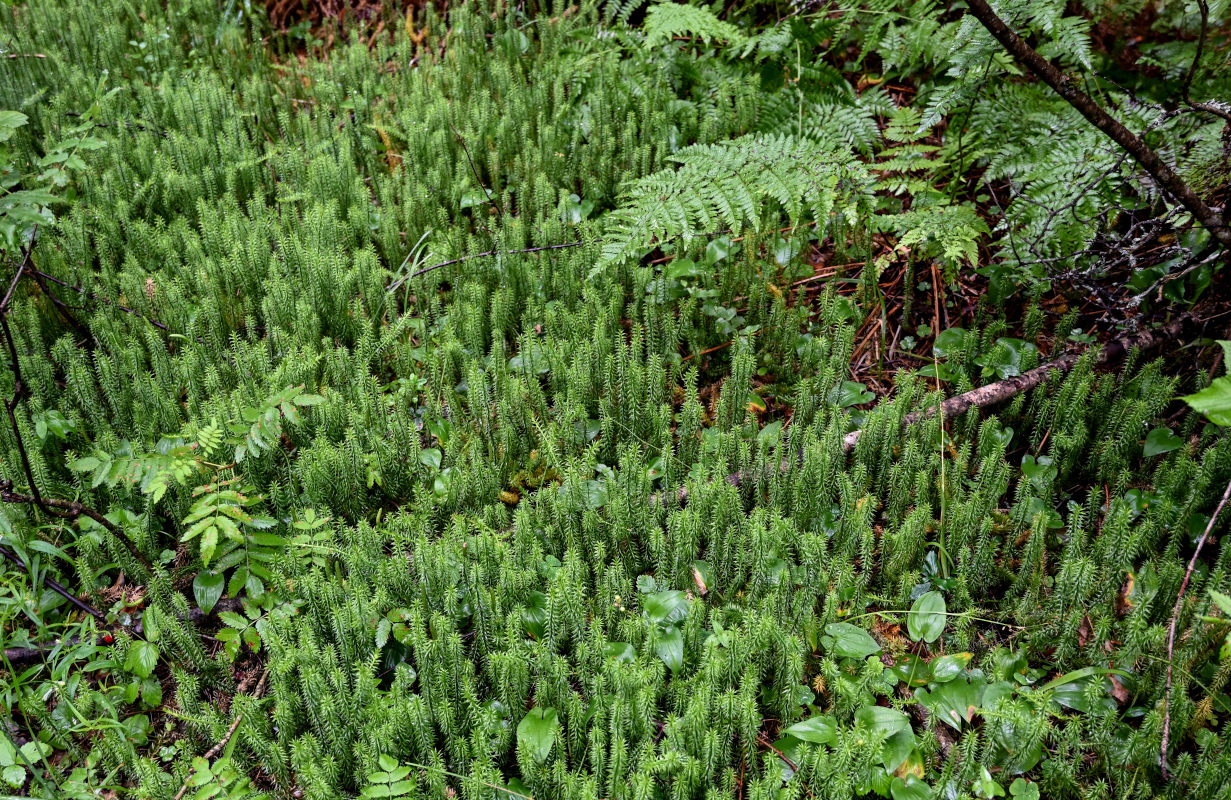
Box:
[218,611,248,629]
[1182,377,1231,426]
[124,640,159,679]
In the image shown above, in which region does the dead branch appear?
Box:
[1160,476,1231,779]
[0,544,105,622]
[172,668,270,800]
[962,0,1231,249]
[3,598,243,665]
[657,313,1195,506]
[841,313,1193,452]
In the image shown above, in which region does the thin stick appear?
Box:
[0,481,151,569]
[1160,476,1231,779]
[449,122,503,221]
[172,669,270,800]
[842,313,1192,452]
[0,544,105,621]
[1,242,152,570]
[386,241,585,293]
[756,733,816,800]
[25,267,171,331]
[658,313,1196,505]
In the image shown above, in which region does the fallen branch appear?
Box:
[24,265,172,332]
[0,544,105,622]
[1160,475,1231,779]
[171,668,270,800]
[755,733,815,800]
[962,0,1231,249]
[2,597,243,665]
[658,314,1194,505]
[1,241,152,570]
[1,480,152,570]
[841,313,1193,452]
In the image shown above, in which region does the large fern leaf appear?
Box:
[642,3,748,49]
[597,133,869,267]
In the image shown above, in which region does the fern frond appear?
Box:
[642,3,747,49]
[597,133,868,267]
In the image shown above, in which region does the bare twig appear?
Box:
[1160,476,1231,779]
[756,733,815,799]
[386,241,585,293]
[962,0,1231,248]
[25,266,171,331]
[1,241,152,570]
[0,481,151,569]
[1178,0,1231,124]
[2,597,242,664]
[0,544,104,621]
[841,313,1193,452]
[449,122,503,221]
[172,668,270,800]
[657,313,1195,505]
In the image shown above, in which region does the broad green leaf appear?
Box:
[603,641,636,663]
[831,380,875,408]
[890,776,930,800]
[124,640,159,679]
[1009,779,1039,800]
[929,652,972,683]
[907,591,946,643]
[932,327,968,357]
[915,677,980,730]
[218,611,248,629]
[691,560,715,595]
[825,622,881,659]
[419,448,442,470]
[193,570,225,614]
[0,110,28,142]
[1182,377,1231,426]
[1143,427,1182,457]
[890,653,931,687]
[516,707,558,764]
[882,729,917,771]
[974,766,1004,798]
[2,764,25,788]
[643,590,689,624]
[783,715,837,744]
[654,624,684,672]
[855,705,911,737]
